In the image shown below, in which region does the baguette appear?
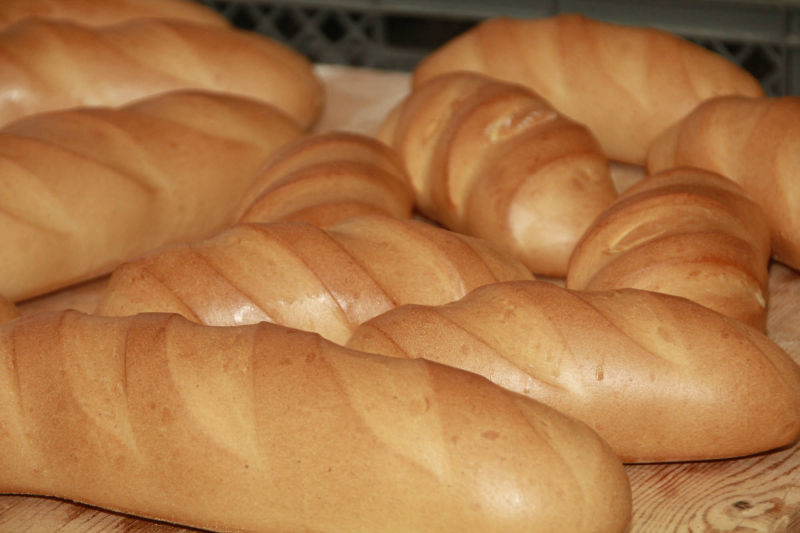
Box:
[347,280,800,463]
[378,71,617,277]
[412,14,764,165]
[0,17,322,129]
[566,167,771,330]
[0,0,230,29]
[238,131,415,227]
[0,90,303,302]
[0,310,632,533]
[96,214,534,345]
[647,95,800,271]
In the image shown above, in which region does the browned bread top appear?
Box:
[0,17,323,129]
[96,215,535,344]
[567,166,771,330]
[348,280,800,463]
[380,70,617,277]
[0,310,632,533]
[0,0,230,29]
[0,90,303,302]
[648,95,800,272]
[413,14,764,165]
[238,131,415,227]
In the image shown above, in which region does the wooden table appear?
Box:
[1,65,798,533]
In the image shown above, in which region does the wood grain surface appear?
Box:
[1,65,798,533]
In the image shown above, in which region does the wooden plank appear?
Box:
[0,495,200,532]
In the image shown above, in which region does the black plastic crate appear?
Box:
[198,0,800,96]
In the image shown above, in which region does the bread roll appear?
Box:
[379,71,617,277]
[347,280,800,463]
[96,214,534,345]
[0,310,633,533]
[567,167,771,330]
[0,90,303,302]
[238,131,415,227]
[0,17,322,129]
[647,95,800,272]
[0,0,230,29]
[413,14,764,165]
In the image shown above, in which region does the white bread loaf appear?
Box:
[647,95,800,272]
[379,71,617,277]
[347,280,800,463]
[96,214,534,345]
[0,90,303,302]
[0,310,633,533]
[0,0,230,29]
[0,17,323,129]
[413,14,765,165]
[567,167,771,330]
[238,131,415,227]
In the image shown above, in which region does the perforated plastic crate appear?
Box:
[198,0,800,96]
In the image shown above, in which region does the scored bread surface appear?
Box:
[567,167,771,330]
[0,17,323,128]
[0,90,304,301]
[0,310,632,533]
[96,215,535,345]
[347,280,800,463]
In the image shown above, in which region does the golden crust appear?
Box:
[0,0,230,29]
[567,167,771,330]
[0,310,632,533]
[380,71,617,277]
[0,17,323,129]
[413,15,764,165]
[0,90,303,301]
[348,280,800,462]
[96,215,534,344]
[648,95,800,271]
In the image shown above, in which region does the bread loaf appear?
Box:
[0,310,632,533]
[647,95,800,272]
[238,131,415,227]
[566,167,771,330]
[412,14,764,165]
[0,0,230,29]
[96,214,534,345]
[347,280,800,463]
[0,17,322,129]
[0,90,303,302]
[0,296,18,324]
[379,71,617,277]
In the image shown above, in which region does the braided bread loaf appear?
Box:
[0,310,632,533]
[379,71,617,277]
[347,280,800,463]
[566,167,771,330]
[0,90,303,302]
